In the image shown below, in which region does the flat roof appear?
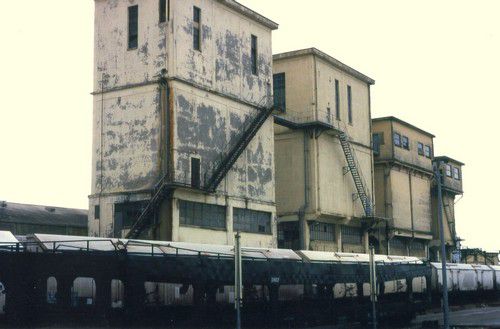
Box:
[0,202,88,228]
[273,47,375,85]
[434,156,465,166]
[217,0,279,30]
[372,116,435,138]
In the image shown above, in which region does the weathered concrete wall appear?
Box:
[431,192,456,244]
[392,121,433,171]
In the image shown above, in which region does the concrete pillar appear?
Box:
[171,198,180,241]
[95,277,112,317]
[226,203,234,245]
[363,231,370,253]
[336,224,342,252]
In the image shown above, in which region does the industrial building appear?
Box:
[0,201,87,236]
[272,48,376,253]
[89,0,279,248]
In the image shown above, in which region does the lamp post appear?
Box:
[434,161,450,329]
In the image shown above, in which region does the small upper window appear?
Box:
[251,35,258,75]
[424,145,432,158]
[372,133,381,156]
[273,73,286,112]
[418,142,424,156]
[335,80,340,120]
[402,136,410,150]
[393,132,401,147]
[193,6,201,51]
[159,0,168,23]
[128,5,139,50]
[94,205,100,220]
[453,167,461,180]
[445,164,452,177]
[191,157,201,188]
[347,85,353,124]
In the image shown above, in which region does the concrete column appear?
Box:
[171,198,180,241]
[336,224,342,252]
[363,231,370,253]
[226,203,234,245]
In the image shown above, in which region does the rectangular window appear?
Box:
[424,145,432,158]
[445,164,452,177]
[278,221,300,250]
[128,5,139,49]
[191,157,201,188]
[341,226,362,245]
[453,167,461,180]
[372,133,381,156]
[393,132,401,147]
[159,0,167,23]
[251,35,258,75]
[418,142,424,156]
[94,205,100,220]
[273,73,286,112]
[310,222,335,242]
[402,136,410,150]
[193,6,201,51]
[179,200,226,229]
[347,85,352,124]
[114,201,147,237]
[335,79,340,120]
[233,208,271,234]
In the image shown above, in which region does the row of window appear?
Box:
[309,223,362,244]
[179,200,272,234]
[445,164,461,180]
[272,74,353,124]
[372,132,432,159]
[127,3,259,76]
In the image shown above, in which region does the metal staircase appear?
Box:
[338,129,373,218]
[204,105,274,192]
[125,174,173,239]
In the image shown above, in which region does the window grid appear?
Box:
[393,132,401,147]
[179,200,226,229]
[418,142,424,156]
[341,226,362,245]
[445,164,452,177]
[372,133,381,156]
[233,208,271,234]
[424,145,432,158]
[402,136,410,150]
[453,167,461,180]
[310,223,335,242]
[273,73,286,112]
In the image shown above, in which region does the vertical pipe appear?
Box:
[435,162,450,329]
[235,232,242,329]
[369,245,377,329]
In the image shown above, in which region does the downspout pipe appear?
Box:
[299,130,310,250]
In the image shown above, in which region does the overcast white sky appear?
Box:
[0,1,499,251]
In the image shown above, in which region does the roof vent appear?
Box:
[0,201,6,208]
[45,207,56,213]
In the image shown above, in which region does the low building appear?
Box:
[461,248,499,265]
[430,156,464,261]
[273,48,376,253]
[372,117,435,258]
[0,201,87,236]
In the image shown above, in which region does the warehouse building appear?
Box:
[273,48,377,253]
[0,201,87,236]
[88,0,279,248]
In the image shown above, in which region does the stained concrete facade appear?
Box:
[273,48,376,253]
[372,117,435,258]
[430,156,464,261]
[89,0,279,248]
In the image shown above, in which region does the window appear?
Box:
[402,136,410,150]
[278,221,299,250]
[193,6,201,51]
[159,0,167,23]
[341,226,362,245]
[417,142,424,156]
[179,200,226,229]
[128,5,139,49]
[114,202,147,236]
[424,145,432,158]
[393,132,401,147]
[335,79,340,120]
[251,35,258,75]
[191,158,201,188]
[372,133,382,156]
[453,167,461,180]
[273,73,286,112]
[94,205,100,220]
[233,208,271,234]
[445,164,452,177]
[310,222,335,242]
[347,85,352,124]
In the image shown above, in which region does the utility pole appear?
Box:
[369,245,377,329]
[234,232,242,329]
[435,162,450,329]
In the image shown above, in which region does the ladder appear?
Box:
[338,130,373,217]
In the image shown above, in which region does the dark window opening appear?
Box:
[179,200,226,229]
[278,221,300,250]
[273,73,286,112]
[251,35,258,75]
[191,157,201,188]
[193,6,201,51]
[341,226,362,245]
[233,208,271,234]
[424,145,432,158]
[128,5,139,50]
[372,133,381,156]
[114,201,147,237]
[418,142,424,156]
[402,136,410,150]
[94,205,100,220]
[335,79,340,120]
[310,222,335,242]
[393,132,401,147]
[159,0,167,23]
[347,85,352,124]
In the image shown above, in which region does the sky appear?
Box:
[0,1,499,251]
